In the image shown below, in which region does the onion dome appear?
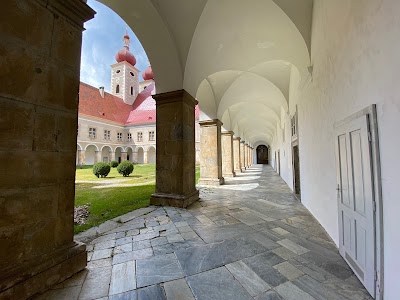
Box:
[115,32,136,66]
[142,65,154,80]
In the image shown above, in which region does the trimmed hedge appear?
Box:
[110,160,119,168]
[93,162,111,178]
[117,160,134,177]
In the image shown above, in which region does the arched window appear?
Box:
[130,86,133,95]
[116,84,120,93]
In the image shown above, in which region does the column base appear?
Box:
[223,172,236,178]
[0,242,87,299]
[198,177,225,186]
[150,190,199,208]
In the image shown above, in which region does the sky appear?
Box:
[80,0,149,92]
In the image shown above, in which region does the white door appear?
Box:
[335,115,375,297]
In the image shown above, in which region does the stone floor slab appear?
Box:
[136,254,184,287]
[109,261,136,295]
[137,285,166,300]
[275,281,316,300]
[186,267,253,300]
[176,238,267,276]
[226,261,271,297]
[164,278,195,300]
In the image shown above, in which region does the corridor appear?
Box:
[36,165,371,300]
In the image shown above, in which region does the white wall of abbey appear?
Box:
[268,1,400,297]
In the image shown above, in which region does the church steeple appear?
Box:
[111,31,140,105]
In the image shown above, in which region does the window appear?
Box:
[116,70,120,74]
[116,84,120,93]
[89,127,96,139]
[117,132,122,141]
[130,71,135,76]
[149,131,155,141]
[104,130,110,140]
[137,132,143,142]
[291,115,297,137]
[130,86,133,95]
[127,133,132,142]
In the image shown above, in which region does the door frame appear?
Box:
[334,104,383,299]
[292,139,301,200]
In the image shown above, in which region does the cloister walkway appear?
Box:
[36,165,372,300]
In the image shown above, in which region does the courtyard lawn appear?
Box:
[74,164,200,234]
[75,163,156,184]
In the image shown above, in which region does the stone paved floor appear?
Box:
[35,165,373,300]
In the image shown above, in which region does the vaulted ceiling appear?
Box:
[97,0,313,145]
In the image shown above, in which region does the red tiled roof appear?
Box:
[78,82,132,125]
[79,82,199,126]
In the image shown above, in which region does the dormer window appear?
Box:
[116,84,120,93]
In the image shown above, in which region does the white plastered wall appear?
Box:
[273,1,400,298]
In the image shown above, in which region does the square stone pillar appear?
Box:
[144,150,148,164]
[198,120,224,185]
[233,137,242,173]
[111,151,116,162]
[0,1,94,298]
[95,150,102,163]
[246,144,250,167]
[121,151,128,161]
[241,141,247,170]
[247,145,251,167]
[77,150,83,165]
[150,90,199,208]
[221,131,236,178]
[251,147,254,165]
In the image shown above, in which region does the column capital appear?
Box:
[153,89,198,107]
[240,140,246,144]
[45,0,95,29]
[199,119,223,127]
[233,137,241,141]
[221,131,234,136]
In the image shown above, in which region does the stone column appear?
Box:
[0,1,95,298]
[251,147,254,165]
[77,150,82,165]
[150,90,199,208]
[95,151,102,163]
[111,151,116,162]
[144,150,148,164]
[247,145,251,167]
[198,120,224,185]
[240,141,247,170]
[221,131,236,178]
[121,151,128,161]
[233,137,242,173]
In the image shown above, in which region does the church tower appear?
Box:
[111,32,140,105]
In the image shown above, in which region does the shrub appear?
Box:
[110,160,119,168]
[117,160,134,177]
[93,162,111,178]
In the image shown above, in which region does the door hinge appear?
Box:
[367,131,372,142]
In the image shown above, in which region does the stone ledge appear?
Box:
[223,172,236,178]
[150,190,199,208]
[0,242,86,300]
[198,177,225,186]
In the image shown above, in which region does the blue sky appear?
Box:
[80,0,149,92]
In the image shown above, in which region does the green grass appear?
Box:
[74,184,154,234]
[74,164,200,234]
[75,163,156,184]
